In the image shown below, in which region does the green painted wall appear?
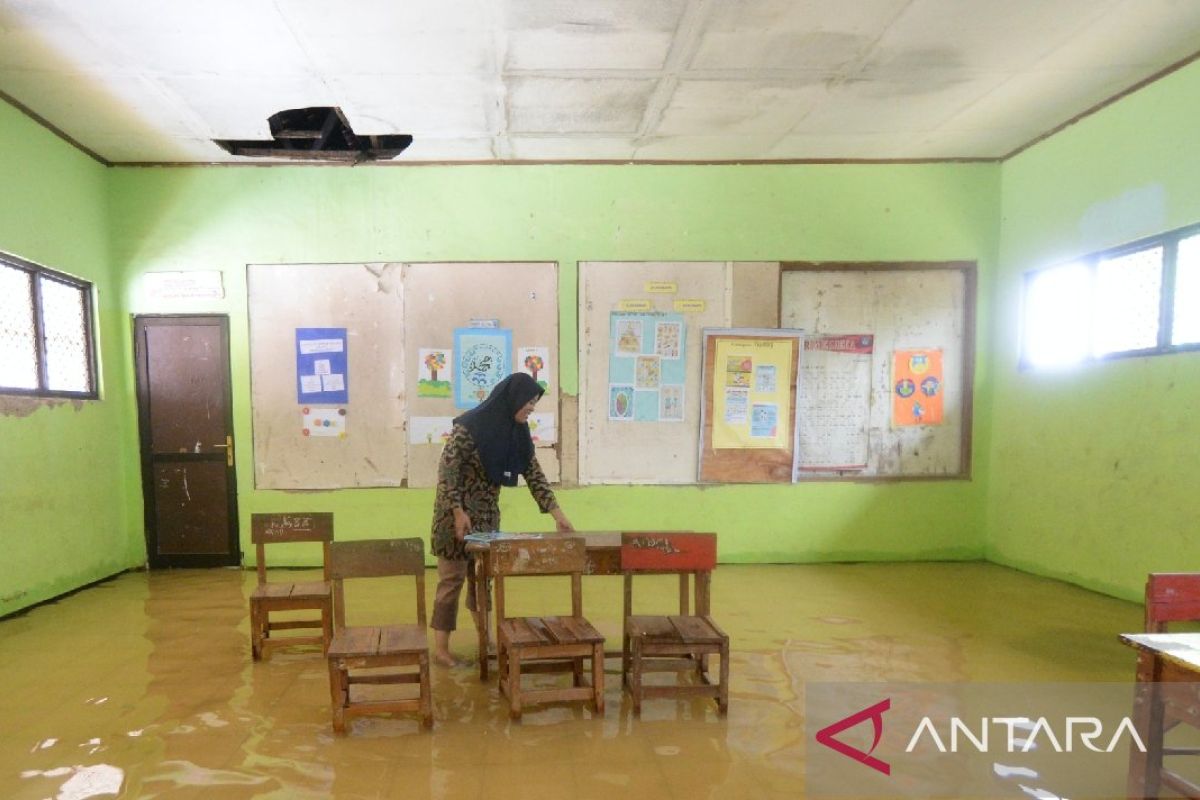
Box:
[988,60,1200,601]
[0,102,143,617]
[108,163,1000,566]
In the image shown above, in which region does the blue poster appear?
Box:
[453,328,512,409]
[295,327,349,404]
[608,312,686,422]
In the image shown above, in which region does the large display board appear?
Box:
[781,263,975,478]
[248,263,406,489]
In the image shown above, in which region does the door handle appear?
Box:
[212,436,234,467]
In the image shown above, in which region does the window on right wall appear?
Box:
[1021,223,1200,369]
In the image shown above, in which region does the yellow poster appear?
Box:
[712,338,794,449]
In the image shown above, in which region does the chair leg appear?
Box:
[250,602,263,661]
[508,648,522,720]
[573,657,584,687]
[419,653,434,730]
[622,629,630,689]
[320,601,333,656]
[328,659,348,733]
[631,636,643,717]
[592,642,605,715]
[717,640,730,715]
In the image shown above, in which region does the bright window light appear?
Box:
[1023,262,1091,368]
[0,265,39,390]
[1174,234,1200,345]
[1092,246,1162,356]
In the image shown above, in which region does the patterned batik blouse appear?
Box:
[430,424,558,560]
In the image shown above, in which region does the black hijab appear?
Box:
[454,372,543,487]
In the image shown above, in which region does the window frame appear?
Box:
[1020,221,1200,370]
[0,252,99,399]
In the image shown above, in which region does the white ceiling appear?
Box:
[0,0,1198,164]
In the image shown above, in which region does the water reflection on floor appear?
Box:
[0,563,1141,799]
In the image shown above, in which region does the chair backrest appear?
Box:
[622,532,716,618]
[251,512,334,585]
[1145,573,1200,632]
[491,537,586,621]
[621,532,716,573]
[328,538,427,629]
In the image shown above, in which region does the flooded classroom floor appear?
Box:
[0,562,1144,799]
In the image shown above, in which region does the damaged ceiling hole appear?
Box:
[215,106,412,162]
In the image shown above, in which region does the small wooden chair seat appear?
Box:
[622,532,729,716]
[492,538,605,720]
[326,538,432,733]
[249,513,334,661]
[498,615,605,648]
[627,614,726,645]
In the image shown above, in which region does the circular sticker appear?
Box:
[302,428,310,436]
[920,376,940,397]
[895,378,915,398]
[909,353,930,375]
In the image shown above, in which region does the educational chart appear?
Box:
[710,336,794,449]
[798,335,874,472]
[698,328,803,483]
[453,328,512,409]
[295,327,348,404]
[892,348,944,426]
[608,312,686,422]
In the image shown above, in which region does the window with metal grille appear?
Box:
[0,253,97,397]
[1021,223,1200,369]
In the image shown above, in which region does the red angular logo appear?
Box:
[814,698,891,775]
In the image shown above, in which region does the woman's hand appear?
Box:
[453,507,472,540]
[551,508,575,533]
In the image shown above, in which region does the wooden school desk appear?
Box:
[1119,632,1200,799]
[466,531,709,681]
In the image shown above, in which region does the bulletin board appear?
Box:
[247,263,406,489]
[403,262,559,489]
[780,262,975,479]
[578,262,730,484]
[698,328,804,483]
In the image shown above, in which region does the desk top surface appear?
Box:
[464,531,622,553]
[1120,632,1200,672]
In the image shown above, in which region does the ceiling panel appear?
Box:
[0,0,1195,163]
[507,76,656,134]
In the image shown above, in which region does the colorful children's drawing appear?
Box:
[635,355,661,389]
[616,320,643,354]
[417,348,451,398]
[518,346,551,391]
[655,321,682,359]
[609,385,635,420]
[660,385,684,422]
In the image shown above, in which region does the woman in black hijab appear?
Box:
[429,372,574,667]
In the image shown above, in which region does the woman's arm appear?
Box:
[523,451,574,532]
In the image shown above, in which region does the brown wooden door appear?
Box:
[134,315,240,567]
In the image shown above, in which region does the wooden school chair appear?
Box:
[326,538,432,732]
[491,537,605,720]
[249,512,334,661]
[1143,572,1200,786]
[621,531,729,715]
